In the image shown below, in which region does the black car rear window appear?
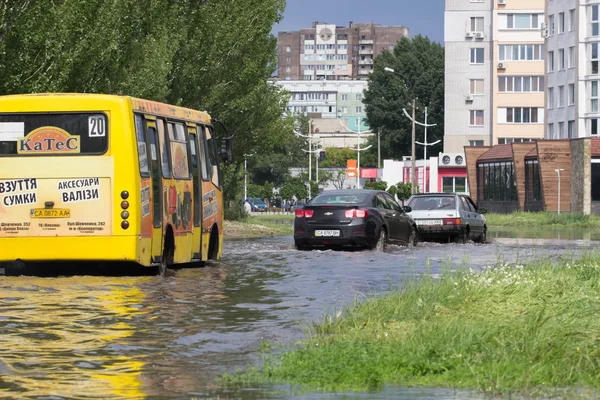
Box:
[311,193,369,205]
[408,196,456,210]
[0,113,108,156]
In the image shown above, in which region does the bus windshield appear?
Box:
[0,113,108,156]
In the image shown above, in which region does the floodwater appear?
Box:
[1,229,598,399]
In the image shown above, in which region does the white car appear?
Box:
[405,193,487,243]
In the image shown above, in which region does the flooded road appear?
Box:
[1,231,598,399]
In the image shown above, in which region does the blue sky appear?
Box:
[272,0,445,44]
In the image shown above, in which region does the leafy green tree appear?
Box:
[279,177,308,202]
[363,180,388,191]
[395,182,414,205]
[363,35,444,161]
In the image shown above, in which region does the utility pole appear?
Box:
[378,128,381,169]
[411,91,416,194]
[294,119,322,199]
[338,116,372,189]
[403,106,440,192]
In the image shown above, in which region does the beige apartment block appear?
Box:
[444,0,545,153]
[493,0,545,145]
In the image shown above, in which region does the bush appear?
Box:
[225,205,249,221]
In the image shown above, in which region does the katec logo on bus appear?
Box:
[17,127,80,154]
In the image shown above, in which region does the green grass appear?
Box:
[485,211,600,228]
[223,253,600,397]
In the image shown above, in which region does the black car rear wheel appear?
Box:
[373,227,387,252]
[455,228,468,244]
[476,226,487,244]
[408,226,418,247]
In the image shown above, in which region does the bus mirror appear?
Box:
[221,137,232,164]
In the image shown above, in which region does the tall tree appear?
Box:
[363,35,444,161]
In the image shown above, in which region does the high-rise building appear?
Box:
[444,0,545,152]
[545,0,599,139]
[277,21,409,81]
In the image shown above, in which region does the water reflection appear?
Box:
[0,278,148,398]
[490,226,600,241]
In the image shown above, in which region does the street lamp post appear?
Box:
[294,119,323,199]
[384,67,418,194]
[555,168,564,215]
[243,153,255,202]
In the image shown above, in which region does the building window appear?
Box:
[569,84,575,105]
[356,106,362,113]
[285,66,291,72]
[469,140,484,146]
[568,120,575,138]
[470,110,484,126]
[498,138,535,144]
[558,85,565,107]
[548,87,554,109]
[569,46,575,68]
[499,44,544,61]
[470,48,484,64]
[503,13,542,30]
[525,160,541,202]
[470,79,484,95]
[559,49,565,70]
[442,177,467,193]
[498,76,544,92]
[592,81,599,112]
[356,94,362,101]
[477,162,517,202]
[570,9,576,32]
[549,14,555,35]
[559,12,565,33]
[592,43,599,74]
[593,119,600,136]
[593,5,599,36]
[502,107,540,124]
[548,123,555,139]
[341,94,348,101]
[471,17,484,32]
[548,51,554,72]
[559,121,565,138]
[285,46,291,52]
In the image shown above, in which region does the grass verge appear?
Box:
[222,252,600,397]
[224,217,293,239]
[485,211,600,228]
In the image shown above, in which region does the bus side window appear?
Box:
[147,125,162,228]
[157,119,171,178]
[189,131,201,227]
[207,127,221,189]
[135,115,150,177]
[197,125,211,181]
[169,122,190,179]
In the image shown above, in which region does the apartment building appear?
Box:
[444,0,545,152]
[274,79,370,132]
[545,0,600,139]
[277,21,409,81]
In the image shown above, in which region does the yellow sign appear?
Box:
[31,208,71,218]
[17,126,80,154]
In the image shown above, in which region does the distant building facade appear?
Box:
[544,0,600,139]
[274,79,370,132]
[444,0,545,152]
[277,21,409,81]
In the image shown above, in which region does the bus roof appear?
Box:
[0,93,212,124]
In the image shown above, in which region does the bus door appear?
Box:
[188,125,203,258]
[151,118,171,262]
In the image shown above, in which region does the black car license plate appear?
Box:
[314,230,340,237]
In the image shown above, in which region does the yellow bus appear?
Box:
[0,93,232,275]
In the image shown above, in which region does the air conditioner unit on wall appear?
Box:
[466,31,474,38]
[465,95,473,102]
[497,62,505,69]
[439,153,466,167]
[498,0,506,5]
[475,32,484,39]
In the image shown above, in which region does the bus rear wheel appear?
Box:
[158,230,174,276]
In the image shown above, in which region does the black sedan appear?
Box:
[293,189,418,250]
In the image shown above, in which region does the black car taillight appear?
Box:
[344,209,369,218]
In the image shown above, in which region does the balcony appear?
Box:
[359,59,374,65]
[359,49,373,55]
[359,39,374,44]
